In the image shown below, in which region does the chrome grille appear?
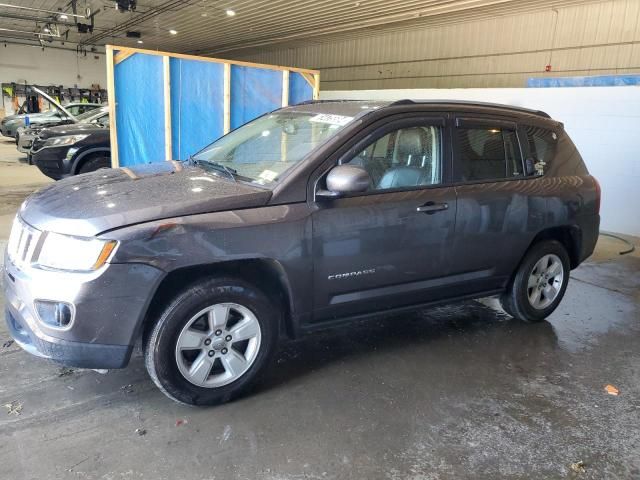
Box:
[6,217,41,268]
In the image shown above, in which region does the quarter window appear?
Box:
[524,126,557,175]
[456,127,523,182]
[345,125,442,191]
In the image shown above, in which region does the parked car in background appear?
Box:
[16,107,109,158]
[4,100,600,406]
[1,103,102,138]
[31,111,110,179]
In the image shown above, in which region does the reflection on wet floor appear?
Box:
[268,282,638,390]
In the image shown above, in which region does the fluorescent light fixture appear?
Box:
[169,29,178,35]
[226,9,236,16]
[137,40,143,44]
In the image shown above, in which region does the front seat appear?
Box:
[378,128,429,189]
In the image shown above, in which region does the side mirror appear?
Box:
[317,164,371,198]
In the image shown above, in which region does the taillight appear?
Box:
[592,176,601,215]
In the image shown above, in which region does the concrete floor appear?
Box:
[0,136,639,479]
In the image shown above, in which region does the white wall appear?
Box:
[322,87,640,237]
[1,44,106,113]
[235,0,640,90]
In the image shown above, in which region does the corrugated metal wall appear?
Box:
[232,0,640,89]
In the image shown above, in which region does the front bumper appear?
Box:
[3,249,164,369]
[31,145,73,180]
[17,132,36,153]
[1,125,16,138]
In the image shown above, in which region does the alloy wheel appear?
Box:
[527,254,564,310]
[175,303,262,387]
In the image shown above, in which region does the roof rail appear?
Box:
[388,99,551,118]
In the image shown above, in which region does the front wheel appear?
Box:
[144,277,278,405]
[78,154,110,174]
[500,240,570,322]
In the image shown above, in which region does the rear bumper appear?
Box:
[579,214,600,263]
[3,248,164,369]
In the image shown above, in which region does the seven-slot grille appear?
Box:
[6,216,41,268]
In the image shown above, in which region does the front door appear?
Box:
[311,116,457,322]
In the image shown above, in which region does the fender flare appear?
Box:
[71,147,111,174]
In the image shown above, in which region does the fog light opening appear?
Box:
[35,300,74,329]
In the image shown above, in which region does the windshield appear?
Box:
[75,108,103,122]
[191,111,354,186]
[77,108,108,123]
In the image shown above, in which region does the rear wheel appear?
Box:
[78,154,110,174]
[500,240,570,322]
[144,277,278,405]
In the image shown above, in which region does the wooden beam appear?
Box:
[300,72,315,88]
[114,50,135,65]
[105,45,119,168]
[163,56,172,161]
[107,45,319,76]
[223,63,231,134]
[313,73,320,100]
[281,70,289,108]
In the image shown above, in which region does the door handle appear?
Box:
[416,202,448,214]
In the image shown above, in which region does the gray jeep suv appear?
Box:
[3,100,600,405]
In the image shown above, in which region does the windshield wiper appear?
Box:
[188,155,237,183]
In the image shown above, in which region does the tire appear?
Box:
[78,154,110,174]
[144,277,278,406]
[500,240,570,323]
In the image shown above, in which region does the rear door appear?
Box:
[449,115,545,291]
[310,115,458,322]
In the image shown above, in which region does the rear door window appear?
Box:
[455,125,523,182]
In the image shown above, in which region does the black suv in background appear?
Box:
[30,110,110,179]
[4,100,600,406]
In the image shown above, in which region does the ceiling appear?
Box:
[0,0,604,58]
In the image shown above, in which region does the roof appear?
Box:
[288,99,553,120]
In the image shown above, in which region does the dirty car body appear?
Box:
[3,100,600,404]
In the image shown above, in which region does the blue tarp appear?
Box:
[527,74,640,88]
[230,65,282,130]
[170,58,224,160]
[114,53,165,166]
[289,72,313,105]
[114,53,314,166]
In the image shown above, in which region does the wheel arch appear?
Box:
[525,225,582,269]
[71,147,111,174]
[140,258,296,342]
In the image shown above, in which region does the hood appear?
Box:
[38,122,107,137]
[32,87,77,121]
[20,162,272,237]
[3,88,77,125]
[4,112,51,123]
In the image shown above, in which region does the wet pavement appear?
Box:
[0,139,638,479]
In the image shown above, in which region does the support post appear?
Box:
[313,73,320,100]
[163,55,172,161]
[105,45,119,168]
[282,70,290,107]
[223,63,231,134]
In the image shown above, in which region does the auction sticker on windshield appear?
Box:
[309,114,354,126]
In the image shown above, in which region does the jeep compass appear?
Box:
[3,100,600,405]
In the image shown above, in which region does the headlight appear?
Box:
[43,134,89,147]
[36,232,117,272]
